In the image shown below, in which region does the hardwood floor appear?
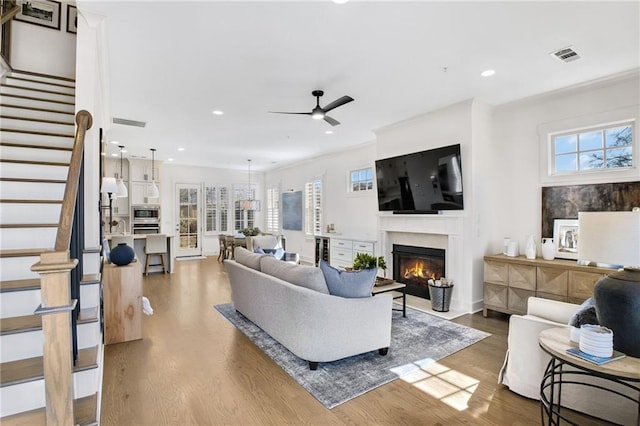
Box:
[99,257,577,425]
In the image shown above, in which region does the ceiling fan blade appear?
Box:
[322,96,354,113]
[269,111,313,116]
[324,115,340,126]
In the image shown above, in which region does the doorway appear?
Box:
[175,184,202,257]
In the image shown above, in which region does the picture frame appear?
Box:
[66,4,77,34]
[553,219,579,260]
[15,0,61,30]
[282,191,303,231]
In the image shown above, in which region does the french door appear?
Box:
[175,184,202,257]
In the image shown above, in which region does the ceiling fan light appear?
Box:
[312,111,325,120]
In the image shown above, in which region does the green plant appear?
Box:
[353,253,387,272]
[242,227,261,236]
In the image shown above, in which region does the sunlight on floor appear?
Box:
[391,358,480,411]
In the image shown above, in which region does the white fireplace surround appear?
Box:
[378,213,465,312]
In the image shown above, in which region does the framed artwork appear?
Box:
[66,4,77,34]
[282,191,303,231]
[15,0,61,30]
[553,219,579,260]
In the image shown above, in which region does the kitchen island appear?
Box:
[107,234,175,274]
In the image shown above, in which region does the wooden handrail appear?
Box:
[54,110,92,251]
[0,0,18,25]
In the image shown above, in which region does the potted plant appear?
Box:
[242,227,261,237]
[352,253,391,285]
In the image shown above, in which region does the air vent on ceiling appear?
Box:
[112,117,146,128]
[550,46,581,63]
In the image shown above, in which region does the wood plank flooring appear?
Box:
[100,257,599,425]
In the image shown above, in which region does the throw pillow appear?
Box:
[254,247,266,254]
[260,256,330,294]
[319,260,377,298]
[255,247,285,260]
[569,297,599,327]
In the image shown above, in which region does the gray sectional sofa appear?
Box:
[224,247,393,370]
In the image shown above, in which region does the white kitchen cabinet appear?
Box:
[329,237,376,269]
[131,182,160,205]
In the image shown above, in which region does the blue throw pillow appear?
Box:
[254,247,266,254]
[319,260,377,298]
[256,247,285,260]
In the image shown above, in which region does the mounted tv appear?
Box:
[375,144,464,213]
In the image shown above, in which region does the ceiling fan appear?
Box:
[270,90,354,126]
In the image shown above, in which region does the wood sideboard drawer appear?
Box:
[536,291,568,302]
[484,282,508,310]
[484,260,509,285]
[568,270,604,300]
[508,288,535,314]
[536,267,568,296]
[508,264,536,290]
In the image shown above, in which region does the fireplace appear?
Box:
[392,244,445,299]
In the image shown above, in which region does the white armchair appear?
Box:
[500,297,636,425]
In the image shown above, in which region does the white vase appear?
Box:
[541,238,555,260]
[525,235,536,260]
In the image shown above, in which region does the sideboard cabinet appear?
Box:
[483,254,611,316]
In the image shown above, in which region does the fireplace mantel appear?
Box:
[378,213,463,236]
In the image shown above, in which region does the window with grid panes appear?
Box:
[204,185,230,234]
[266,187,280,233]
[305,179,322,235]
[350,167,373,192]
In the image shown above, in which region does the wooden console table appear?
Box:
[103,260,143,344]
[483,254,612,316]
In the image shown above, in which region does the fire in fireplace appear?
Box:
[392,244,445,299]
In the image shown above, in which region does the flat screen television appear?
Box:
[375,144,464,213]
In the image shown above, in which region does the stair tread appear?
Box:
[0,141,73,151]
[1,84,75,98]
[0,199,63,204]
[5,76,76,90]
[0,223,58,229]
[0,177,67,184]
[0,274,102,292]
[1,103,75,116]
[0,346,98,387]
[0,248,51,258]
[1,307,99,335]
[0,393,97,426]
[10,69,76,84]
[0,93,75,106]
[0,115,74,126]
[0,128,74,138]
[0,159,69,167]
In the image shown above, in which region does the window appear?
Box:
[266,186,280,233]
[233,185,256,232]
[305,179,322,235]
[350,167,374,192]
[204,185,229,234]
[551,122,633,174]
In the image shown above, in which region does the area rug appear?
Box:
[214,303,490,409]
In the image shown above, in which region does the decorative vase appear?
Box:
[110,243,135,266]
[541,238,555,260]
[593,269,640,357]
[525,235,536,260]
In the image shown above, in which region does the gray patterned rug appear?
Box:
[215,303,490,409]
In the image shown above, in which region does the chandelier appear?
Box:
[240,159,260,211]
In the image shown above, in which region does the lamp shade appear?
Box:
[240,199,260,211]
[578,211,640,268]
[148,181,160,198]
[100,177,117,194]
[116,178,128,198]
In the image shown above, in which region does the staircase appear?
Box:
[0,70,102,425]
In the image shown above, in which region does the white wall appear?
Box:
[11,17,76,78]
[265,142,378,263]
[159,164,264,255]
[489,72,640,256]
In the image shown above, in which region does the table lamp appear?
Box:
[578,211,640,357]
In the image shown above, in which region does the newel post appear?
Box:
[31,250,79,426]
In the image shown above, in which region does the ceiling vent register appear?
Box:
[550,46,581,63]
[113,117,147,127]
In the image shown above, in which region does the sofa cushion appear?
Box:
[319,260,377,298]
[235,247,265,271]
[569,297,599,327]
[260,256,329,294]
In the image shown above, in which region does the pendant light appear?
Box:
[116,145,128,198]
[240,159,260,211]
[148,148,160,198]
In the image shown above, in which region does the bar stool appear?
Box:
[144,234,167,275]
[218,235,227,261]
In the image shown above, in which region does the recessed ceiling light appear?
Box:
[110,140,119,145]
[121,149,127,153]
[168,158,174,162]
[111,153,118,157]
[177,147,185,152]
[333,0,349,4]
[325,130,334,135]
[481,69,496,77]
[212,110,224,115]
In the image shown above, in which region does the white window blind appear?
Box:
[204,185,230,234]
[305,179,322,235]
[266,187,280,233]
